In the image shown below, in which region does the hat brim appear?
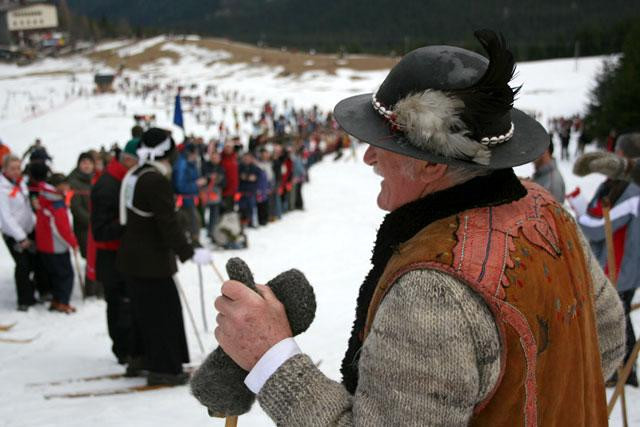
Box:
[334,93,548,169]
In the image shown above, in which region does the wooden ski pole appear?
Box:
[72,249,86,300]
[210,261,225,283]
[602,197,630,426]
[602,198,617,285]
[197,265,209,332]
[631,302,640,312]
[608,341,640,414]
[174,275,205,355]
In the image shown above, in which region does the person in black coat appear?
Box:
[116,128,212,386]
[238,151,261,227]
[91,142,139,368]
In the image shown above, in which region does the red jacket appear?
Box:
[35,182,78,254]
[221,151,239,198]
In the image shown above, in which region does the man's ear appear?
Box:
[417,162,448,184]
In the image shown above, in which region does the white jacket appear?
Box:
[0,174,35,242]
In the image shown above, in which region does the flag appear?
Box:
[173,92,184,130]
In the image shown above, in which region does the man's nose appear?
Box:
[363,145,376,165]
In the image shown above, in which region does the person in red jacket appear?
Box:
[35,173,79,314]
[220,141,239,213]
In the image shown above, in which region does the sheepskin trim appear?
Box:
[395,90,492,165]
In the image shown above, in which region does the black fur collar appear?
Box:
[341,168,527,394]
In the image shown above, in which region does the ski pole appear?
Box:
[72,249,86,300]
[197,265,209,332]
[602,197,629,426]
[174,275,205,355]
[608,340,640,415]
[210,261,225,283]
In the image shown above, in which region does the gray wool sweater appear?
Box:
[257,229,626,426]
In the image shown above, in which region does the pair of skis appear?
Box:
[30,365,198,399]
[0,322,39,344]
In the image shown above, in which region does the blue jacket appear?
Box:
[579,181,640,292]
[238,163,261,195]
[172,154,200,208]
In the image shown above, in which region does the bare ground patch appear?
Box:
[87,37,397,75]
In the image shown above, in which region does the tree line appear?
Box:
[62,0,639,61]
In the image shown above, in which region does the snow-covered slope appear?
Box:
[0,38,637,426]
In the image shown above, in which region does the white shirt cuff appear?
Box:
[244,337,301,394]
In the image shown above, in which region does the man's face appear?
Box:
[122,155,138,170]
[79,158,94,175]
[4,159,21,181]
[363,145,427,211]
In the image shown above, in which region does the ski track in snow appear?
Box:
[0,39,638,426]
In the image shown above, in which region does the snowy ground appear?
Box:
[0,38,638,426]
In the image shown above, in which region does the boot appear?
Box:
[147,371,190,386]
[125,356,146,378]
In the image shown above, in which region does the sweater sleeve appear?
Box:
[576,224,626,379]
[257,269,501,426]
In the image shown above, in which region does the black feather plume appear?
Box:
[454,29,520,138]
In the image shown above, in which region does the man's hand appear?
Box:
[19,239,32,249]
[214,280,292,371]
[196,177,208,187]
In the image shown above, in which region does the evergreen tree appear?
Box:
[584,20,640,141]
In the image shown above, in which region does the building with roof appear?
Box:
[0,1,58,47]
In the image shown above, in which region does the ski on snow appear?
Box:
[44,383,184,399]
[0,333,40,344]
[29,365,198,388]
[0,322,17,332]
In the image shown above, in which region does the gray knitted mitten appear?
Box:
[190,258,316,417]
[573,151,627,179]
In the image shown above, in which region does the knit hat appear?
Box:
[137,128,175,161]
[122,138,140,160]
[334,29,548,169]
[77,152,95,165]
[615,133,640,158]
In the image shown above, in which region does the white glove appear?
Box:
[192,248,212,265]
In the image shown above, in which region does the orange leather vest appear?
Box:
[364,181,607,426]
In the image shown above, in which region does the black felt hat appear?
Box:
[334,29,548,169]
[137,128,175,161]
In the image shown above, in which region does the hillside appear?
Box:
[64,0,639,59]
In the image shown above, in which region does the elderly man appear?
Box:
[213,30,626,425]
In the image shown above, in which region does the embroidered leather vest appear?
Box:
[364,181,607,426]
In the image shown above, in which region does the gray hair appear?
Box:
[2,154,20,171]
[616,133,640,159]
[445,163,491,186]
[400,158,489,186]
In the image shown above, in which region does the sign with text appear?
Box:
[7,4,58,31]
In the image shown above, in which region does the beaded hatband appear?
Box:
[371,93,515,147]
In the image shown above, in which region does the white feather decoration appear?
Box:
[393,90,491,165]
